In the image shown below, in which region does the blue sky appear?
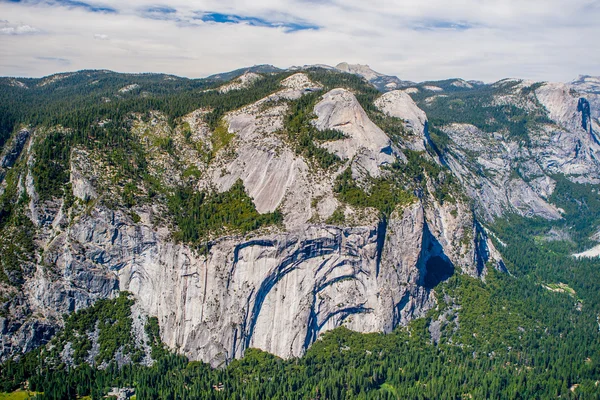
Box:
[1,0,599,82]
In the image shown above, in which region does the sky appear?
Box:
[1,0,599,83]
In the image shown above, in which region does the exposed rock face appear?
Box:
[335,63,382,82]
[7,190,487,366]
[432,80,600,221]
[7,68,595,368]
[0,73,500,366]
[118,84,140,94]
[374,90,428,151]
[440,123,563,220]
[1,129,30,171]
[334,62,414,92]
[218,72,263,93]
[70,149,98,202]
[313,88,394,176]
[280,73,323,95]
[0,128,30,195]
[216,73,331,227]
[451,80,474,89]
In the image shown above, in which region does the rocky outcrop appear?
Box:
[214,73,332,228]
[0,128,30,189]
[5,189,487,366]
[1,127,491,366]
[374,90,428,151]
[0,129,29,170]
[334,62,414,92]
[0,70,507,367]
[218,72,263,94]
[313,88,395,176]
[70,148,98,202]
[440,123,563,220]
[431,80,600,221]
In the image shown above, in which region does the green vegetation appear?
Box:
[0,171,36,286]
[145,317,168,361]
[412,81,553,143]
[396,149,463,205]
[28,122,148,205]
[182,165,202,179]
[548,175,600,248]
[284,92,343,169]
[325,207,346,225]
[32,130,71,202]
[50,292,141,366]
[334,167,414,217]
[210,120,235,156]
[0,211,35,286]
[0,391,41,399]
[543,282,577,297]
[181,121,192,141]
[168,179,282,244]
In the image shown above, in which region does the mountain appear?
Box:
[289,62,415,92]
[571,75,600,94]
[1,67,600,398]
[335,62,414,92]
[206,64,283,82]
[334,62,415,91]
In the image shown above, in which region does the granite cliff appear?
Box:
[0,67,597,367]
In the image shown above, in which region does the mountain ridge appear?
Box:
[0,65,599,384]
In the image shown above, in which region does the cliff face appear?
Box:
[411,80,600,222]
[0,69,592,366]
[3,190,489,366]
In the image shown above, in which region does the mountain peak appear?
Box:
[571,75,600,94]
[332,62,414,92]
[335,62,382,81]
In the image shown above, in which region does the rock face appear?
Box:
[374,90,428,151]
[218,72,263,93]
[9,191,488,366]
[313,88,394,175]
[3,68,595,368]
[1,129,30,170]
[431,80,600,221]
[334,62,414,92]
[440,122,563,220]
[0,128,30,190]
[0,72,502,367]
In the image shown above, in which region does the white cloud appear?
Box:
[0,21,40,35]
[0,0,598,82]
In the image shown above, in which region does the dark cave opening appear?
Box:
[424,255,455,289]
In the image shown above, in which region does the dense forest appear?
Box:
[1,68,600,399]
